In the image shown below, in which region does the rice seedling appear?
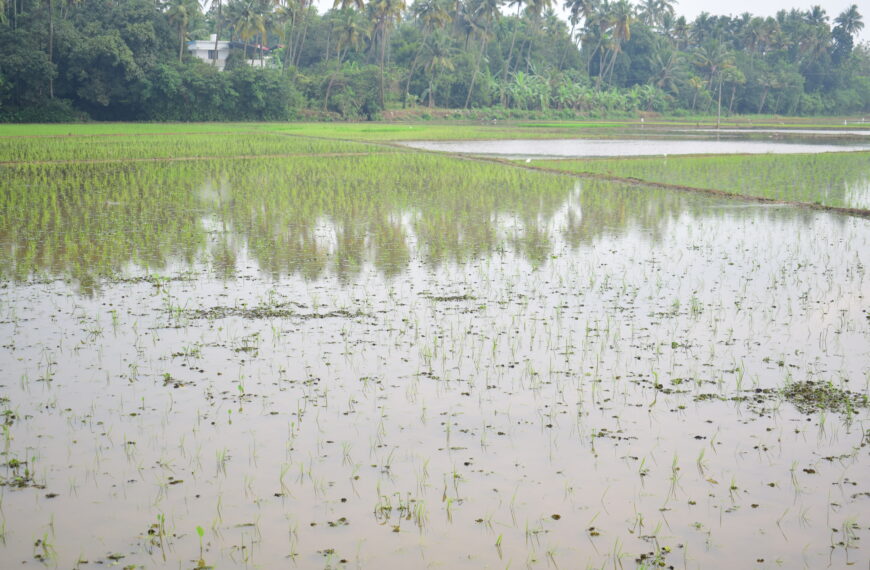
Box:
[532,151,870,209]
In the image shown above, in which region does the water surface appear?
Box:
[0,156,868,569]
[402,137,870,158]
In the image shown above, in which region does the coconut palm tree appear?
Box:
[369,0,407,107]
[834,4,864,38]
[235,0,266,64]
[650,50,683,94]
[404,0,452,106]
[324,9,371,109]
[167,0,202,63]
[334,7,370,62]
[564,0,597,30]
[601,0,632,84]
[211,0,224,67]
[421,30,455,106]
[464,0,502,107]
[334,0,366,9]
[804,5,828,26]
[520,0,554,72]
[500,0,527,101]
[694,42,734,126]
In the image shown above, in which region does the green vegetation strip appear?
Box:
[2,121,867,142]
[530,152,870,212]
[0,122,619,141]
[0,133,393,162]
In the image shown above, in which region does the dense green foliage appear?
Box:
[0,0,867,121]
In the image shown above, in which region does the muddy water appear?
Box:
[0,157,868,569]
[402,137,870,158]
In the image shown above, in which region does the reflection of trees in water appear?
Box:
[0,162,206,293]
[217,155,573,280]
[563,180,689,248]
[0,155,823,289]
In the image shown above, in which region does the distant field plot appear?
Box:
[533,151,870,209]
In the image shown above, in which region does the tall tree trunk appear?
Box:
[586,37,603,78]
[557,23,575,71]
[464,28,489,109]
[48,0,54,98]
[403,28,431,107]
[293,6,311,67]
[379,26,388,108]
[602,45,620,85]
[595,43,607,90]
[323,52,344,111]
[282,18,294,72]
[179,26,185,63]
[285,10,298,69]
[501,7,522,106]
[213,0,222,68]
[757,87,768,113]
[323,22,333,67]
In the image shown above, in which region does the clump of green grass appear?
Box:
[781,381,869,414]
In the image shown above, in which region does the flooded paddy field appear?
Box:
[0,131,869,569]
[400,137,870,159]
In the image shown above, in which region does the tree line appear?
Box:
[0,0,867,122]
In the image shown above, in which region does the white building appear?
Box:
[187,34,269,71]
